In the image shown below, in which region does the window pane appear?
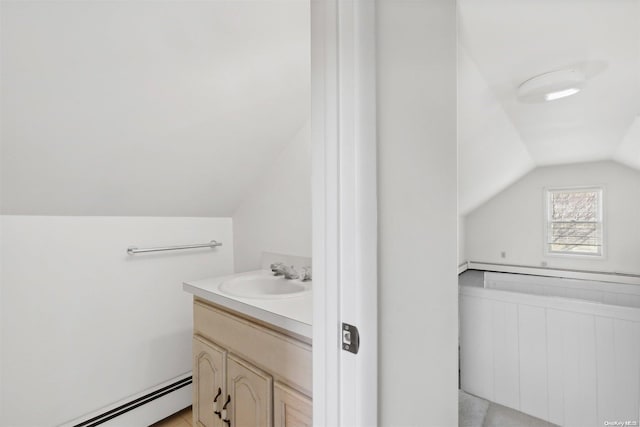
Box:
[547,189,602,256]
[549,243,600,254]
[550,191,599,222]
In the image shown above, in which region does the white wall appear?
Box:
[614,116,640,171]
[232,123,311,273]
[458,216,466,266]
[377,0,458,424]
[466,161,640,274]
[0,216,233,427]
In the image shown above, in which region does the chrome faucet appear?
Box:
[270,263,312,281]
[270,263,298,279]
[299,266,312,281]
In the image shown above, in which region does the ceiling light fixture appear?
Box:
[517,69,586,103]
[544,87,581,101]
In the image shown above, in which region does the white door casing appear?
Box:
[311,1,377,426]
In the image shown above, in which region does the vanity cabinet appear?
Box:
[192,298,312,427]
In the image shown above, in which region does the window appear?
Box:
[546,187,603,256]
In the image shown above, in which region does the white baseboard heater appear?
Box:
[59,374,193,427]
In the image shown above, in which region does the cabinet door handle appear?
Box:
[222,395,231,426]
[213,387,222,418]
[222,394,231,410]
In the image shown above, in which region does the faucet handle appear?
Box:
[300,266,312,281]
[283,265,299,280]
[270,262,285,275]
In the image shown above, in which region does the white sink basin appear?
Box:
[219,273,311,299]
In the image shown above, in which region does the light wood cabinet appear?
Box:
[227,355,272,427]
[192,299,311,427]
[193,337,226,427]
[273,383,312,427]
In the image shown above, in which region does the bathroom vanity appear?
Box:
[184,271,312,427]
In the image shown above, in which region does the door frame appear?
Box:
[311,1,377,425]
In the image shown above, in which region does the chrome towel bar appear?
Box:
[127,240,222,255]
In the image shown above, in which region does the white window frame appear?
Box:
[544,186,605,258]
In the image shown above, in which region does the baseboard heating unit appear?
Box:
[58,374,192,427]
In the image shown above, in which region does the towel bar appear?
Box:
[127,240,222,255]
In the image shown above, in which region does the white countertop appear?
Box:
[183,270,312,339]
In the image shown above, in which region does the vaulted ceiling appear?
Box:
[4,1,637,217]
[458,0,640,215]
[1,0,309,216]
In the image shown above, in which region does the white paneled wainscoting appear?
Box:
[460,272,640,427]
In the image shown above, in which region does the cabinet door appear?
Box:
[273,382,312,427]
[226,355,273,427]
[193,336,226,427]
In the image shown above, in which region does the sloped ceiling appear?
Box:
[458,47,535,214]
[458,0,640,215]
[0,0,309,216]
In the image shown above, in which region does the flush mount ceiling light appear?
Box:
[517,68,587,103]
